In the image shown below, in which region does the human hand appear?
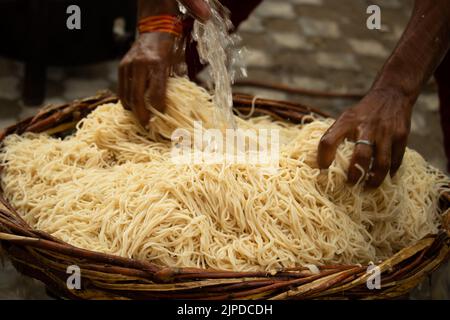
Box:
[118,33,177,127]
[118,0,211,127]
[318,88,414,188]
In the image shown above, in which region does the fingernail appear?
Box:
[191,2,212,22]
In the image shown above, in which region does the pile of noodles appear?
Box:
[1,77,449,272]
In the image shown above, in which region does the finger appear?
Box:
[347,135,374,185]
[179,0,212,23]
[130,63,151,127]
[317,121,351,169]
[366,137,392,188]
[390,138,407,177]
[146,64,169,114]
[118,62,130,110]
[123,64,133,111]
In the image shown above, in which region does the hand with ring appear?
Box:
[317,88,414,188]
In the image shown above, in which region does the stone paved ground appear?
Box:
[0,0,448,299]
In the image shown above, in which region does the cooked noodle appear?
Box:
[1,77,448,272]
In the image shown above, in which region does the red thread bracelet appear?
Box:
[138,15,183,37]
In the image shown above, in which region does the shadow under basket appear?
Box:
[0,91,449,300]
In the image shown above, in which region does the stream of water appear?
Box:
[191,0,247,131]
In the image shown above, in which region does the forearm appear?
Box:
[372,0,450,103]
[138,0,178,20]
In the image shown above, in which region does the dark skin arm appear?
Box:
[118,0,210,127]
[318,0,450,187]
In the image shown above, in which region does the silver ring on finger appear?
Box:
[355,139,375,148]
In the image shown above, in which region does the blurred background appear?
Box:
[0,0,448,299]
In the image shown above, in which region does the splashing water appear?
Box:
[191,0,247,130]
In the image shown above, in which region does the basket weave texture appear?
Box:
[0,91,449,300]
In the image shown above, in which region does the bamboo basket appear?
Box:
[0,91,449,300]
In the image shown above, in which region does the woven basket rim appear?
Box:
[0,91,449,300]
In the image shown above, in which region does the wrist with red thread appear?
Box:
[138,15,183,37]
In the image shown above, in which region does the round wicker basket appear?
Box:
[0,91,449,300]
